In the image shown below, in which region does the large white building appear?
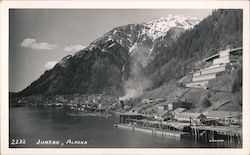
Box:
[186,47,242,89]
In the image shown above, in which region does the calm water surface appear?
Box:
[9,107,239,148]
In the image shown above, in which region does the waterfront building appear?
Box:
[118,112,144,124]
[172,108,186,119]
[155,110,173,121]
[205,110,242,126]
[175,112,206,125]
[143,107,158,115]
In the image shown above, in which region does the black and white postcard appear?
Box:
[1,0,249,155]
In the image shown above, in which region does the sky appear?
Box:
[9,9,212,92]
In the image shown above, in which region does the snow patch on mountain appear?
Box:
[128,15,200,57]
[58,55,72,67]
[142,15,201,40]
[129,42,137,54]
[108,43,115,48]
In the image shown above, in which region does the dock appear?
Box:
[116,110,242,147]
[115,124,188,139]
[190,125,242,146]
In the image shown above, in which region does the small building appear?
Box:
[162,112,174,121]
[175,112,206,125]
[155,98,166,103]
[124,105,132,111]
[205,111,242,125]
[155,110,174,121]
[186,81,208,89]
[156,100,192,112]
[158,99,179,111]
[168,100,192,110]
[141,98,154,104]
[167,102,174,110]
[130,106,143,113]
[148,98,154,104]
[118,112,144,124]
[158,104,168,111]
[142,106,158,115]
[97,103,102,109]
[172,107,186,119]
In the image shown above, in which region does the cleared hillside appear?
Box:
[136,54,242,112]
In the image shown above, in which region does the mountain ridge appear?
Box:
[14,10,242,99]
[16,14,200,97]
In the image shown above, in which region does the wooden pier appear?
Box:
[116,124,188,139]
[116,112,242,147]
[190,125,242,147]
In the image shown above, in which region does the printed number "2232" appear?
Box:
[11,139,26,145]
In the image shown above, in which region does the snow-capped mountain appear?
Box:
[17,15,202,96]
[59,15,201,70]
[142,15,201,40]
[84,15,201,67]
[13,10,243,117]
[129,15,200,67]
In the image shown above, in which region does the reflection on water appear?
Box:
[9,107,240,148]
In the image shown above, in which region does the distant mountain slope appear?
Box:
[16,15,200,97]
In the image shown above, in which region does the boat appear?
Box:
[66,111,112,117]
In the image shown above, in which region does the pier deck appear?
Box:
[116,124,188,139]
[191,125,242,136]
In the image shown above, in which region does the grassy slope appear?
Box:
[137,61,242,112]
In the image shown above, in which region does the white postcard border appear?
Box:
[1,1,249,155]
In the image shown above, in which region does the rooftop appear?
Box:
[117,111,143,116]
[130,106,143,112]
[172,108,186,114]
[206,111,242,119]
[203,53,219,62]
[178,112,204,118]
[203,47,242,62]
[157,110,171,117]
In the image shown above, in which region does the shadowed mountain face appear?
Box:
[17,15,200,97]
[17,10,242,97]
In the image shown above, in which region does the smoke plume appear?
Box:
[120,58,151,101]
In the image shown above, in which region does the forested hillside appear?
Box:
[146,9,242,88]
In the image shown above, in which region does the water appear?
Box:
[9,107,239,148]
